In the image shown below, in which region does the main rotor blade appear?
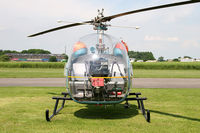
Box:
[102,0,200,21]
[28,21,93,37]
[109,25,140,29]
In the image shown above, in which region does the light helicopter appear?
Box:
[28,0,200,122]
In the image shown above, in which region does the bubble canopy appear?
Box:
[69,33,128,60]
[66,33,132,104]
[79,33,117,53]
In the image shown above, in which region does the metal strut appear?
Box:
[125,92,150,122]
[45,92,72,121]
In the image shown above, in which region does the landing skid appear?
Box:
[45,92,72,121]
[45,92,150,122]
[125,92,150,122]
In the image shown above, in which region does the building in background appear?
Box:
[180,57,194,62]
[195,59,200,62]
[136,60,144,62]
[6,53,65,62]
[146,60,157,62]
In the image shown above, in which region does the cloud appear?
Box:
[167,37,179,41]
[144,35,179,42]
[0,0,106,20]
[0,26,6,31]
[181,40,200,48]
[160,3,195,23]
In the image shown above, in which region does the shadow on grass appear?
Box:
[150,110,200,122]
[74,104,138,119]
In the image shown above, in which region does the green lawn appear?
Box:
[1,68,200,78]
[0,87,200,133]
[0,68,65,78]
[133,69,200,78]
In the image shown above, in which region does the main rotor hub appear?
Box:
[93,23,108,31]
[93,9,108,31]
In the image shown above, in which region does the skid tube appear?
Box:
[45,92,150,122]
[45,92,72,121]
[125,92,150,122]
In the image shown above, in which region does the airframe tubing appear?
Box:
[66,75,133,105]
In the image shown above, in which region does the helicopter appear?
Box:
[28,0,200,122]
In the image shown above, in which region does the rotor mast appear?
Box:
[93,9,107,54]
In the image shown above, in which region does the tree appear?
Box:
[0,55,10,62]
[49,56,57,62]
[0,50,3,55]
[183,56,192,59]
[158,56,165,62]
[64,54,68,61]
[172,58,179,62]
[128,51,155,61]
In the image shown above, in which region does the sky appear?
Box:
[0,0,200,59]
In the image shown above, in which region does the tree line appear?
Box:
[0,49,51,55]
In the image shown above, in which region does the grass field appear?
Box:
[0,62,65,68]
[1,68,200,78]
[0,68,65,78]
[0,87,200,133]
[133,69,200,78]
[133,62,200,70]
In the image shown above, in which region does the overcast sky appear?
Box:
[0,0,200,59]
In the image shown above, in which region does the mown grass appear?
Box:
[0,87,200,133]
[0,62,65,68]
[133,62,200,70]
[133,69,200,78]
[0,68,65,78]
[1,68,200,78]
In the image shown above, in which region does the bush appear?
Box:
[158,56,165,62]
[64,55,68,61]
[49,56,57,62]
[0,55,10,62]
[172,58,179,62]
[1,62,200,70]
